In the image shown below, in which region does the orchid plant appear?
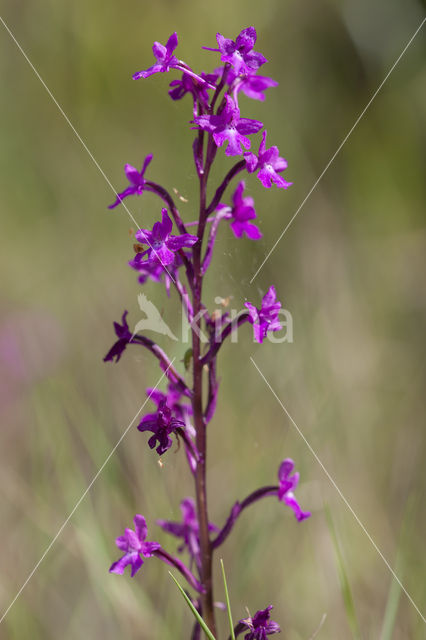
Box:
[105,27,310,639]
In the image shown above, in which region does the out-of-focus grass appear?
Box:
[0,0,425,638]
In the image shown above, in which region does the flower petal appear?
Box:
[134,514,148,542]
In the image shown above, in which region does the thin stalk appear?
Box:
[192,140,216,635]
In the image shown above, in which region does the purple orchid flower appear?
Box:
[245,286,282,344]
[217,180,262,239]
[135,208,198,266]
[239,606,281,639]
[129,255,164,284]
[205,27,267,75]
[169,71,219,111]
[278,459,311,522]
[109,515,160,577]
[226,68,278,102]
[193,94,263,156]
[103,310,131,363]
[245,131,292,189]
[133,33,214,88]
[146,383,193,423]
[157,498,218,564]
[138,399,185,455]
[133,32,180,79]
[108,154,153,209]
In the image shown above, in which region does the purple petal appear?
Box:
[245,51,268,70]
[141,153,153,176]
[108,186,136,209]
[135,228,153,244]
[216,33,235,56]
[151,244,175,266]
[133,64,163,80]
[243,222,262,240]
[166,32,178,55]
[244,152,258,173]
[273,157,288,172]
[130,554,144,577]
[232,180,245,207]
[157,520,186,538]
[109,551,142,576]
[230,220,245,238]
[160,208,173,237]
[236,118,263,135]
[141,541,161,557]
[166,233,198,251]
[181,497,197,522]
[124,164,141,186]
[151,221,165,243]
[125,528,141,550]
[259,130,267,156]
[257,167,273,188]
[115,535,129,551]
[235,27,257,52]
[134,514,148,542]
[271,173,292,189]
[284,492,311,522]
[278,458,295,481]
[152,41,167,62]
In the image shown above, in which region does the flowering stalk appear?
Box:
[105,27,309,638]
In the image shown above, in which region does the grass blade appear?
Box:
[380,571,402,640]
[168,572,216,640]
[220,559,236,640]
[325,506,362,640]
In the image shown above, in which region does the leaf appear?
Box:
[325,506,361,640]
[168,572,216,640]
[220,559,236,640]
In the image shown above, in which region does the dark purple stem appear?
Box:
[204,358,218,424]
[154,548,205,593]
[206,160,246,216]
[212,486,278,549]
[191,110,217,636]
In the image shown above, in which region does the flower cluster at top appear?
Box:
[104,26,309,638]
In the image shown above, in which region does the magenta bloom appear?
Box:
[129,256,164,284]
[109,155,153,209]
[147,383,192,423]
[278,459,311,522]
[157,498,218,564]
[226,68,278,102]
[138,399,185,455]
[245,286,282,343]
[135,209,198,266]
[103,310,131,363]
[133,33,180,79]
[207,27,267,75]
[240,606,281,639]
[245,131,292,189]
[169,71,218,109]
[193,94,262,156]
[109,515,160,577]
[218,180,261,240]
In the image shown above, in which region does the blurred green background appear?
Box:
[0,1,425,638]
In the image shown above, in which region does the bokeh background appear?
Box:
[1,1,425,638]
